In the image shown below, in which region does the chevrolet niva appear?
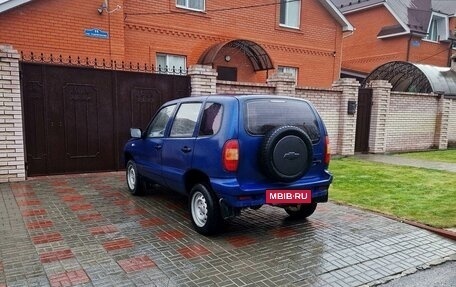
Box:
[124,95,332,235]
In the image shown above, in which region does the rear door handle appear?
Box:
[181,146,192,153]
[155,144,162,150]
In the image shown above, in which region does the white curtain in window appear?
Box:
[168,55,186,73]
[177,0,204,10]
[281,0,300,28]
[156,54,166,71]
[429,19,438,41]
[189,0,204,10]
[156,54,186,73]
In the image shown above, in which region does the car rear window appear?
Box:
[245,98,320,142]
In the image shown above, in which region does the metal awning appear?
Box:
[362,61,456,95]
[198,39,274,71]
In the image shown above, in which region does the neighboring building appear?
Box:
[0,0,352,87]
[331,0,456,79]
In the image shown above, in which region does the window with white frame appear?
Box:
[280,0,301,28]
[426,14,448,42]
[156,54,187,74]
[278,66,298,82]
[176,0,205,11]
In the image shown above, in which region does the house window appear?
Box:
[426,14,448,42]
[280,0,301,28]
[278,66,298,82]
[176,0,205,11]
[156,54,186,74]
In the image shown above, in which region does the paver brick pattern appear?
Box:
[0,172,455,286]
[117,255,157,273]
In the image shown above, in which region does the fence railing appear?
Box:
[20,52,188,75]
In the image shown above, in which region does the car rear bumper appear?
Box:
[210,171,333,208]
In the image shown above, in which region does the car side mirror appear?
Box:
[130,128,142,138]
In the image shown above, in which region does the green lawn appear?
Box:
[397,149,456,163]
[329,157,456,228]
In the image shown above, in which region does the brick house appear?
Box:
[0,0,354,179]
[331,0,456,79]
[0,0,352,87]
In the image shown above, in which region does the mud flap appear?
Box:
[219,198,241,219]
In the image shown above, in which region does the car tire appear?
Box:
[285,203,317,219]
[126,160,144,196]
[189,183,222,235]
[260,126,313,182]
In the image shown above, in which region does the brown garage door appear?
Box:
[21,62,190,176]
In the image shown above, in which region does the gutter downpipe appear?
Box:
[406,34,412,61]
[447,39,454,67]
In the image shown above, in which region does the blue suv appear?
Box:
[124,95,332,235]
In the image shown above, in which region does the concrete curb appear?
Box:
[331,201,456,241]
[387,216,456,241]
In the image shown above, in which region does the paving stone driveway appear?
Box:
[0,172,455,287]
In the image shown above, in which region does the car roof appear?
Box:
[165,94,311,105]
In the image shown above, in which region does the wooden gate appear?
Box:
[21,62,190,176]
[355,88,373,153]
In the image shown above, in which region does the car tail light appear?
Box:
[222,139,239,172]
[324,136,331,165]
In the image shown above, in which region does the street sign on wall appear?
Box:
[84,28,109,39]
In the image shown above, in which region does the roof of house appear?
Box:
[332,0,456,37]
[318,0,354,31]
[0,0,31,13]
[0,0,353,31]
[432,0,456,16]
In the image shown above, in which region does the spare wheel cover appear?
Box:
[260,126,313,182]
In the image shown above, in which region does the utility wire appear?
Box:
[126,0,299,16]
[416,45,452,63]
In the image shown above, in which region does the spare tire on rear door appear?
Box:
[260,126,313,182]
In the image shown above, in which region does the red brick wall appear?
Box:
[0,0,344,87]
[0,0,125,60]
[123,0,344,87]
[342,5,451,74]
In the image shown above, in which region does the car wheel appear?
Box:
[285,203,317,219]
[189,183,222,235]
[126,160,144,196]
[260,126,313,183]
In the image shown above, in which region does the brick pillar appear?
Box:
[368,80,392,154]
[188,65,217,96]
[266,72,296,96]
[0,45,25,182]
[434,95,451,149]
[332,78,360,156]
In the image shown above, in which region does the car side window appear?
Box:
[199,103,222,136]
[170,103,202,138]
[147,104,176,137]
